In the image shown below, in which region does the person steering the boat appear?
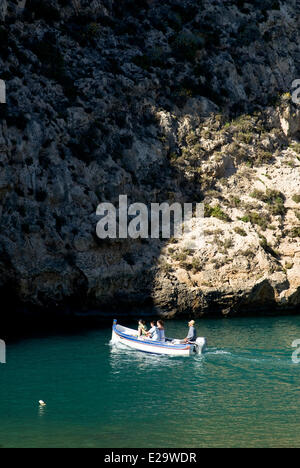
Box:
[138,320,148,338]
[183,320,197,343]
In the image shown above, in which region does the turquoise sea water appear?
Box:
[1,316,300,448]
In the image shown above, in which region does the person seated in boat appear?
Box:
[138,320,148,338]
[152,320,165,342]
[183,320,197,343]
[146,320,157,339]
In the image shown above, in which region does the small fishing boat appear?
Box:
[111,320,207,356]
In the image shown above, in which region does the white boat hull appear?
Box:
[111,320,207,357]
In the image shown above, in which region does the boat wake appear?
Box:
[205,347,295,369]
[109,339,295,370]
[206,349,232,356]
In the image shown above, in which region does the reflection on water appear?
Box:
[1,316,300,447]
[109,343,195,372]
[38,406,46,418]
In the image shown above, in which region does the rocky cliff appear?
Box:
[0,0,300,319]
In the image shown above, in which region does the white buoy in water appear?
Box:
[39,400,46,407]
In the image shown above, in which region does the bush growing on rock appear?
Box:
[22,223,30,234]
[26,0,61,22]
[170,2,200,24]
[255,150,274,165]
[230,115,254,132]
[87,23,100,39]
[290,143,300,154]
[251,189,286,216]
[241,211,270,230]
[35,190,47,203]
[205,205,231,222]
[251,189,284,203]
[0,26,9,59]
[0,26,8,47]
[170,31,205,61]
[290,227,300,238]
[191,257,202,273]
[237,23,261,46]
[292,195,300,203]
[179,261,193,271]
[33,37,65,81]
[173,251,187,262]
[132,48,165,70]
[160,262,173,274]
[259,235,279,258]
[167,11,183,31]
[224,238,233,250]
[236,132,253,144]
[234,227,247,237]
[228,197,242,208]
[68,124,101,164]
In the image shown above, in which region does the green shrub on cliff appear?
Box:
[160,262,173,274]
[251,188,285,202]
[86,23,101,39]
[241,211,270,230]
[234,227,247,237]
[0,26,8,45]
[255,150,274,164]
[173,251,187,262]
[295,211,300,221]
[26,0,60,22]
[191,257,202,273]
[292,194,300,203]
[259,235,280,258]
[132,47,165,70]
[250,189,286,216]
[205,205,231,222]
[33,38,65,81]
[290,143,300,154]
[171,31,205,61]
[290,227,300,238]
[237,132,253,144]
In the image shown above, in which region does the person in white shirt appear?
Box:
[147,321,157,339]
[146,320,165,342]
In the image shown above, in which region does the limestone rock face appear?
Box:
[0,0,300,318]
[0,1,8,21]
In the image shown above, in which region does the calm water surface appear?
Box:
[1,316,300,448]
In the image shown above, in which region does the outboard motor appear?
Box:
[195,337,207,354]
